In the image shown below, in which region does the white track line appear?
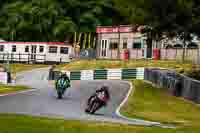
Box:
[115,81,175,128]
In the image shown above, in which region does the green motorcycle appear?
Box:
[55,74,71,99]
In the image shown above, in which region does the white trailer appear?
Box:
[0,42,72,63]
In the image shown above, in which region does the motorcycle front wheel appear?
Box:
[57,91,63,99]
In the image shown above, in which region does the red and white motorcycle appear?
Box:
[85,91,109,114]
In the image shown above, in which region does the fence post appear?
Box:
[3,53,4,62]
[34,53,36,63]
[11,53,13,62]
[7,53,9,62]
[28,53,30,64]
[198,48,200,64]
[19,53,21,63]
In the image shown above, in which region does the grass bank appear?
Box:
[0,85,30,94]
[10,64,48,74]
[0,114,199,133]
[121,80,200,130]
[58,60,192,74]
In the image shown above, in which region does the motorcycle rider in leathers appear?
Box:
[86,85,110,113]
[55,73,71,99]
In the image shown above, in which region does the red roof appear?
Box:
[0,42,72,46]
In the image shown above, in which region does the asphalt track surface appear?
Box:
[0,68,173,128]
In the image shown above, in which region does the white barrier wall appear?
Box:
[61,68,144,80]
[136,68,145,79]
[107,69,122,80]
[81,70,94,80]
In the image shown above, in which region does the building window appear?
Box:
[110,42,118,49]
[133,42,142,49]
[110,38,118,49]
[49,46,57,53]
[25,46,29,52]
[12,45,16,52]
[60,47,69,54]
[0,45,4,52]
[123,38,128,49]
[39,46,44,53]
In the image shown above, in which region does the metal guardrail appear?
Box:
[144,68,200,103]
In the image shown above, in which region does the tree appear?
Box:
[0,0,127,42]
[115,0,197,62]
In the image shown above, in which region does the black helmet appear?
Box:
[101,85,109,91]
[61,73,67,78]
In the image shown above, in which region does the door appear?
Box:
[146,39,152,58]
[100,40,109,58]
[31,45,37,60]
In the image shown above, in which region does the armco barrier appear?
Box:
[144,68,200,103]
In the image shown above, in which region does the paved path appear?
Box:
[0,68,173,128]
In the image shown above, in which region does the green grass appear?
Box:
[10,64,48,74]
[0,114,199,133]
[0,85,30,94]
[121,80,200,130]
[6,64,49,79]
[58,60,192,74]
[0,60,199,132]
[1,79,199,133]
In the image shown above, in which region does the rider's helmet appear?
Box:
[60,73,68,79]
[101,85,109,91]
[99,85,110,101]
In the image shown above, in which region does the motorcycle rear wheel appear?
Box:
[90,102,99,114]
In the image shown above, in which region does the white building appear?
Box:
[0,42,72,63]
[96,25,200,60]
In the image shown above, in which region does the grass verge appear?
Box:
[121,80,200,130]
[8,64,49,79]
[10,64,48,74]
[0,85,30,94]
[58,59,192,74]
[0,114,199,133]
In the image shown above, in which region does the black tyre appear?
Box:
[85,108,90,113]
[90,102,99,114]
[57,92,63,99]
